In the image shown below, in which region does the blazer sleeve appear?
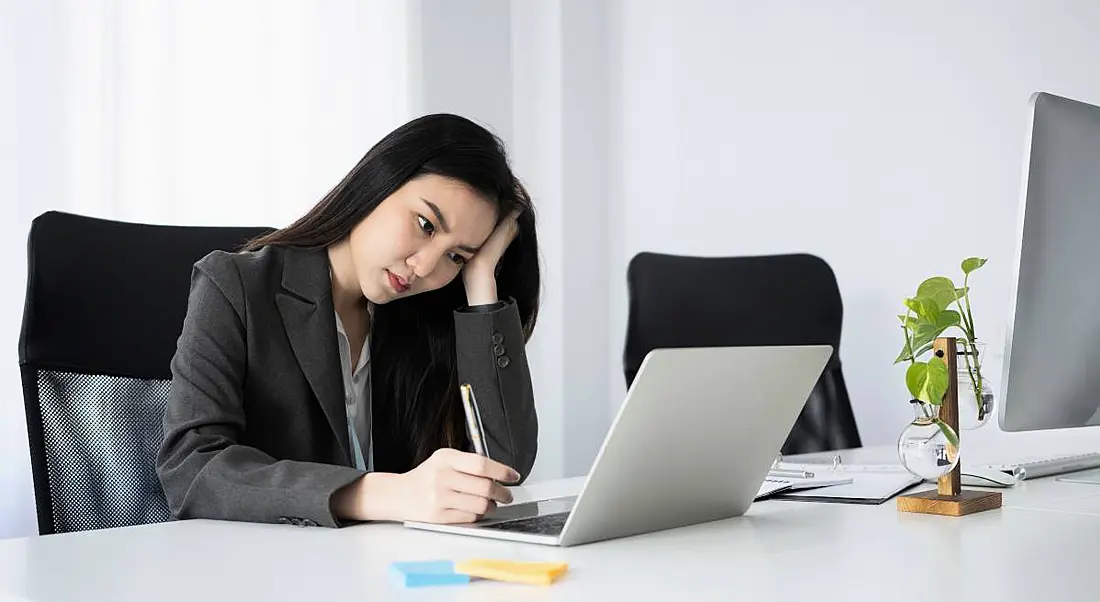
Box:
[453,299,538,481]
[155,255,365,528]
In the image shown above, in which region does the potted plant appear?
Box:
[894,258,991,478]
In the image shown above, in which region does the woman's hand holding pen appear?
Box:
[395,449,520,523]
[337,448,521,524]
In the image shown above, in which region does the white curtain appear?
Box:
[0,0,414,539]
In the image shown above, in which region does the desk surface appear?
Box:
[3,446,1100,602]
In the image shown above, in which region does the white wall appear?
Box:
[511,0,613,478]
[413,0,613,480]
[509,0,567,481]
[0,0,414,539]
[606,0,1100,447]
[413,0,568,481]
[0,0,64,541]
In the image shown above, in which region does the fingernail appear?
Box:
[509,470,521,482]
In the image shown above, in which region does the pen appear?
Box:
[768,468,815,479]
[460,383,489,457]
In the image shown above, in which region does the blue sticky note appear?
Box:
[390,561,472,588]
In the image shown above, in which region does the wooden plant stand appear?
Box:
[896,337,1002,516]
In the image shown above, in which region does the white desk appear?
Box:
[3,446,1100,602]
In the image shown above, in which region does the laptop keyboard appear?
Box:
[481,512,569,535]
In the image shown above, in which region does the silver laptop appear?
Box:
[404,344,832,546]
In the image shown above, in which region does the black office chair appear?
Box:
[18,211,272,535]
[623,252,862,455]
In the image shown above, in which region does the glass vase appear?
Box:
[957,340,995,430]
[897,401,960,480]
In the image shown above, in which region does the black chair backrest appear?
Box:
[18,211,272,534]
[623,251,862,455]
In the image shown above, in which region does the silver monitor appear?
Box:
[1001,92,1100,482]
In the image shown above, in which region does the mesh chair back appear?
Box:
[18,211,272,534]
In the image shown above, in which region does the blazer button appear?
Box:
[492,344,506,356]
[497,355,510,368]
[491,332,504,345]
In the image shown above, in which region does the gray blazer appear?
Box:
[155,245,538,527]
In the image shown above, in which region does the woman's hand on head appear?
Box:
[462,210,521,306]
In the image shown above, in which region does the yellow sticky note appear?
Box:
[454,559,569,586]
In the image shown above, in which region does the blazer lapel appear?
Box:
[274,247,351,463]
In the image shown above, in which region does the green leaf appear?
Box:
[906,311,961,354]
[895,339,937,365]
[897,314,921,331]
[917,277,960,312]
[907,356,949,404]
[905,362,929,401]
[917,276,955,298]
[954,287,969,300]
[961,257,987,274]
[910,323,944,350]
[905,296,942,322]
[920,299,943,321]
[936,310,961,331]
[924,355,949,404]
[934,418,960,450]
[895,343,913,364]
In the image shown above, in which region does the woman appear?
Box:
[156,114,540,528]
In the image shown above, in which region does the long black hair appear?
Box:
[243,114,539,470]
